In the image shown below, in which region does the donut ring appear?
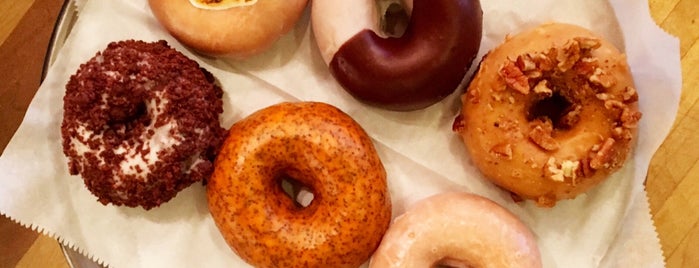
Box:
[61,40,226,209]
[148,0,308,58]
[207,102,391,268]
[454,23,642,207]
[370,192,541,268]
[312,0,483,110]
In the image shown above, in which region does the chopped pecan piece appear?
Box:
[561,160,580,180]
[532,50,556,72]
[490,143,513,160]
[579,157,594,178]
[526,70,543,79]
[529,118,559,151]
[533,80,553,96]
[516,54,537,72]
[590,138,615,169]
[545,157,579,182]
[622,86,639,103]
[557,40,582,72]
[596,93,610,101]
[575,37,601,50]
[499,61,530,94]
[620,108,642,128]
[604,99,625,110]
[533,117,553,133]
[589,67,615,88]
[573,57,598,76]
[558,105,582,128]
[612,126,633,141]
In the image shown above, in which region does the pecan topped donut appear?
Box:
[455,23,642,207]
[61,40,226,209]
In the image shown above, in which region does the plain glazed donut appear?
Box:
[312,0,482,111]
[148,0,308,58]
[61,40,226,209]
[207,102,391,268]
[370,192,541,268]
[454,23,642,207]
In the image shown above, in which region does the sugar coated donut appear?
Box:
[312,0,483,111]
[148,0,308,58]
[207,102,391,268]
[61,40,226,209]
[454,23,642,207]
[370,192,541,268]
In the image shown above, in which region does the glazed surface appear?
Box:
[149,0,308,58]
[313,0,483,110]
[370,192,542,268]
[207,102,391,268]
[456,23,641,206]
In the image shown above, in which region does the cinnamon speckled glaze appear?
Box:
[207,102,391,268]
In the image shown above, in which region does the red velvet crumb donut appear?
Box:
[61,40,227,210]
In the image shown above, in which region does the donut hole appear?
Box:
[527,92,574,130]
[107,100,151,131]
[380,1,409,37]
[279,175,315,208]
[434,257,472,268]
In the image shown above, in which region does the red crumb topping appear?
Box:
[61,40,226,210]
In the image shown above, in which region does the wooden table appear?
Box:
[0,0,696,267]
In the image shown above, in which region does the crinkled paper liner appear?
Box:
[0,0,679,267]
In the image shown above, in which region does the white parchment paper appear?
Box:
[0,0,679,267]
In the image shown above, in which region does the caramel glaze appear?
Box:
[329,0,482,111]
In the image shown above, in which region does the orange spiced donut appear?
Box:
[149,0,308,58]
[454,23,642,207]
[207,102,391,268]
[370,192,541,268]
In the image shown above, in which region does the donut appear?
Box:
[454,23,642,207]
[370,192,542,268]
[61,40,226,210]
[311,0,483,111]
[207,102,391,268]
[148,0,308,58]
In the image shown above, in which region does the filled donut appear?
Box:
[312,0,483,111]
[370,192,542,268]
[207,102,391,268]
[149,0,308,58]
[61,40,226,210]
[454,23,642,207]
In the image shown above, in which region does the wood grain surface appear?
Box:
[0,0,697,267]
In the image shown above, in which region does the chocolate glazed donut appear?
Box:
[317,0,482,111]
